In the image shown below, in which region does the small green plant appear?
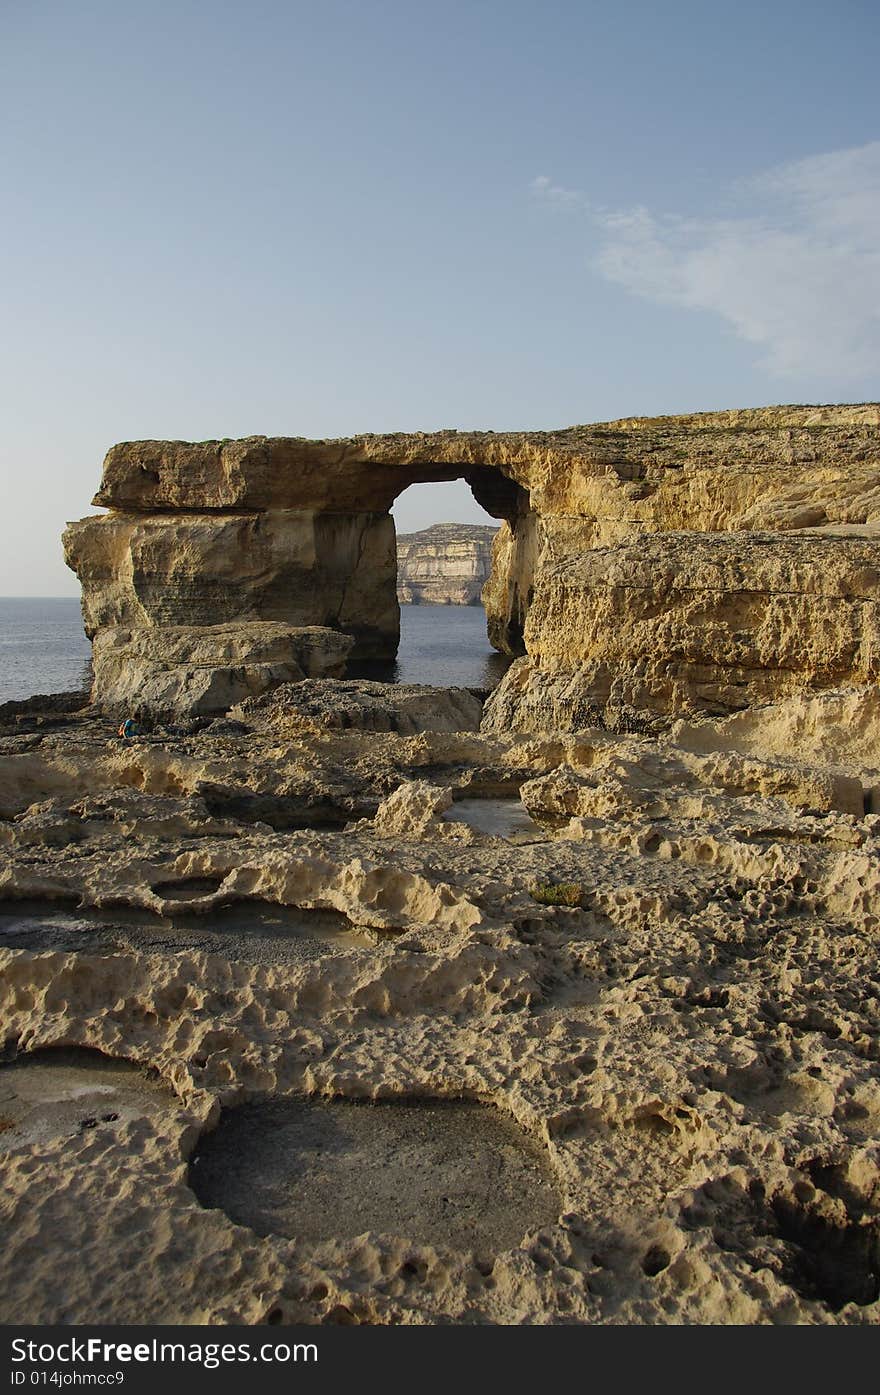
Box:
[530,881,583,907]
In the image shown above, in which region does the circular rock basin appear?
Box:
[189,1096,560,1253]
[0,1048,171,1153]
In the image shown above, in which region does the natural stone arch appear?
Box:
[65,435,537,664]
[63,408,880,721]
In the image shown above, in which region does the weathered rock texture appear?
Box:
[3,681,880,1324]
[92,623,352,719]
[396,523,498,605]
[13,403,880,1326]
[64,510,398,654]
[233,679,483,737]
[483,528,880,728]
[64,404,880,719]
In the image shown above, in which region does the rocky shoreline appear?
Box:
[2,405,880,1325]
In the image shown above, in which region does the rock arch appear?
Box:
[64,408,880,721]
[64,434,537,664]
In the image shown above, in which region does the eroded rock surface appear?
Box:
[234,679,484,736]
[65,508,400,675]
[2,677,880,1325]
[190,1096,560,1252]
[92,623,353,718]
[11,403,880,1324]
[0,1049,172,1154]
[483,529,880,726]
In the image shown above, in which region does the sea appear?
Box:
[0,598,512,705]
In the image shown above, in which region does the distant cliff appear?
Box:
[396,523,499,605]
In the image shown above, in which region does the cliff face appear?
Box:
[396,523,498,605]
[482,528,880,731]
[63,404,880,718]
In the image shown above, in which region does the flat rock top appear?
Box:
[397,522,499,547]
[91,404,880,514]
[543,528,880,595]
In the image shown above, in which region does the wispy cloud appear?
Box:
[532,143,880,379]
[530,174,585,206]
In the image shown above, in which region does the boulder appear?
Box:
[371,781,454,837]
[92,623,353,718]
[234,679,483,735]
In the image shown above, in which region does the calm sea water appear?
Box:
[0,599,510,704]
[358,605,512,689]
[0,599,92,703]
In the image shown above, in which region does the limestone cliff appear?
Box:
[482,528,880,730]
[396,523,498,605]
[64,404,880,717]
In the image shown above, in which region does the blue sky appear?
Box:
[2,0,878,593]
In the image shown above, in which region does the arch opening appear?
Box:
[338,466,534,687]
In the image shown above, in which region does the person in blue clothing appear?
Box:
[117,717,137,740]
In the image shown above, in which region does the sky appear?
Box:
[1,0,878,594]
